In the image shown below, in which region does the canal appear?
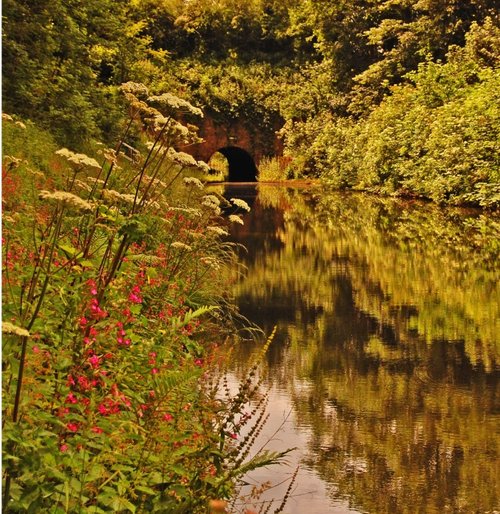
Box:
[220,183,499,514]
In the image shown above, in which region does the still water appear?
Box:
[221,183,499,514]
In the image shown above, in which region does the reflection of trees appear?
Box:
[228,186,499,513]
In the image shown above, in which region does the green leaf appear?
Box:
[134,485,156,496]
[110,495,136,512]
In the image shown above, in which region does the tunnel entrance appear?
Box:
[217,146,258,182]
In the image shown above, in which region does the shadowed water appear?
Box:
[220,183,499,514]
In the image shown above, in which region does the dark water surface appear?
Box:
[219,183,499,514]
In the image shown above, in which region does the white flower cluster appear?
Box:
[102,189,136,205]
[148,93,203,117]
[207,226,229,237]
[100,148,119,166]
[230,198,251,212]
[197,161,211,174]
[171,241,192,251]
[120,82,149,98]
[2,321,30,337]
[56,148,101,170]
[168,149,198,168]
[183,177,204,190]
[201,195,222,215]
[200,256,221,270]
[38,190,93,212]
[73,179,92,192]
[229,214,244,225]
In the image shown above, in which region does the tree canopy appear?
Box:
[3,0,499,205]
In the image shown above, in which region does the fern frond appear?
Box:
[154,369,197,399]
[230,449,294,480]
[173,305,218,329]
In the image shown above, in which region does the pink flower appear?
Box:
[194,359,203,367]
[79,316,88,328]
[98,404,109,416]
[60,444,69,452]
[66,393,78,404]
[91,426,104,434]
[128,293,142,304]
[66,422,79,433]
[163,413,173,422]
[86,279,98,296]
[33,346,40,354]
[151,368,159,375]
[77,376,91,391]
[128,285,142,304]
[88,355,100,368]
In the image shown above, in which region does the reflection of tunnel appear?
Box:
[218,146,258,182]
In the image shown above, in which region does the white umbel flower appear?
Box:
[230,198,251,212]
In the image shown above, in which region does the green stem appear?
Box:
[130,120,171,212]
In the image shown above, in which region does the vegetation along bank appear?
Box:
[2,0,499,512]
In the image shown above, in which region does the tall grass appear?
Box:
[257,157,291,182]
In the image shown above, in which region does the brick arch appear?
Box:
[180,110,283,181]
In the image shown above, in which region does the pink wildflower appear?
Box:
[66,422,79,433]
[77,376,91,391]
[91,426,104,434]
[89,298,107,319]
[60,444,69,452]
[66,393,78,404]
[88,354,100,368]
[98,404,109,415]
[86,279,98,296]
[128,285,142,304]
[163,413,173,422]
[151,368,159,375]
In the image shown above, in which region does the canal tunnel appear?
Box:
[217,146,258,182]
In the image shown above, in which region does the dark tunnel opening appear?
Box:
[217,146,258,182]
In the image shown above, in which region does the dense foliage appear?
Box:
[2,90,290,512]
[3,0,499,205]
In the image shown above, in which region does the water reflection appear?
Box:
[224,184,499,514]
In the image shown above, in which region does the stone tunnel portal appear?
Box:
[217,146,258,182]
